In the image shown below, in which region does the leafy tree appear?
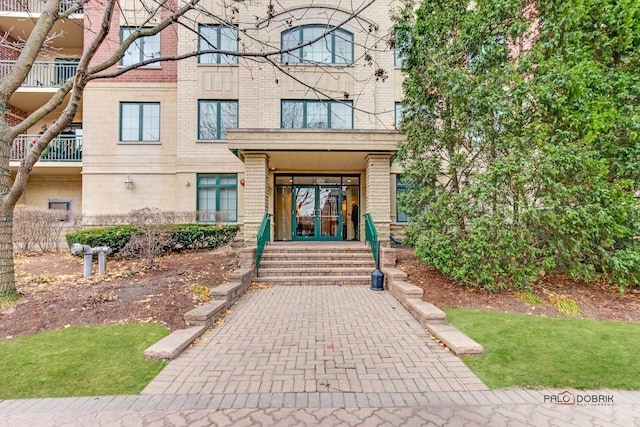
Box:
[394,0,640,290]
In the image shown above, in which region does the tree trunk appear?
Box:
[0,211,16,299]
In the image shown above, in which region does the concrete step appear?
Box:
[252,275,372,286]
[261,251,373,260]
[259,259,374,267]
[258,267,373,277]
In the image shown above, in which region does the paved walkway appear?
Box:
[1,286,639,426]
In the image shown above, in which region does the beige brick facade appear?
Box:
[10,0,408,244]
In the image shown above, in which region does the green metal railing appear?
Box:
[11,134,82,162]
[364,213,379,265]
[256,213,272,276]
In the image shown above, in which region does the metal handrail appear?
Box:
[11,134,83,162]
[364,213,379,265]
[0,60,79,88]
[256,213,272,276]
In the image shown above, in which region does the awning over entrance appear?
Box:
[226,128,402,171]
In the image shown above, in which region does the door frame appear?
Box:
[292,184,343,241]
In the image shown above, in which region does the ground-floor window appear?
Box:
[396,175,409,223]
[197,174,237,222]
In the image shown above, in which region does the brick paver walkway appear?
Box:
[2,285,639,426]
[142,286,486,396]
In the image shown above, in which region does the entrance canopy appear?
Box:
[227,128,401,171]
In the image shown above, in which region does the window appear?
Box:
[197,174,237,222]
[198,25,238,64]
[393,30,410,67]
[120,102,160,142]
[281,100,353,129]
[198,100,238,140]
[395,102,404,129]
[48,199,72,221]
[396,176,409,223]
[282,25,354,64]
[121,27,160,67]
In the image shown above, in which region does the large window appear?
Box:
[198,100,238,140]
[282,25,354,65]
[197,174,237,222]
[396,175,409,223]
[120,102,160,142]
[281,100,353,129]
[198,25,238,64]
[120,27,160,67]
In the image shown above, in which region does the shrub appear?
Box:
[14,207,71,252]
[65,226,143,255]
[66,224,239,259]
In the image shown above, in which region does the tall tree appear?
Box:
[394,0,640,290]
[0,0,380,303]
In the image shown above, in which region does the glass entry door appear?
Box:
[293,185,342,240]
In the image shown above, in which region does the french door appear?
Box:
[293,185,343,241]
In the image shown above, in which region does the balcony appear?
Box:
[11,134,82,163]
[0,0,81,13]
[0,60,79,88]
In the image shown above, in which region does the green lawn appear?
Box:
[445,309,640,390]
[0,323,169,399]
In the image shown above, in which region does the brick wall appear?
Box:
[6,105,27,127]
[243,153,269,244]
[365,154,392,244]
[83,1,177,83]
[0,31,20,60]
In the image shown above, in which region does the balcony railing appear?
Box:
[0,60,79,88]
[0,0,81,13]
[11,134,82,162]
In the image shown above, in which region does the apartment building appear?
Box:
[4,0,408,245]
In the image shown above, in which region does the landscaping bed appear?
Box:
[1,245,639,340]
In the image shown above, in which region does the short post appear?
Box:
[97,252,107,276]
[370,240,384,291]
[71,243,112,278]
[83,254,93,278]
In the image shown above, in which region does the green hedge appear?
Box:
[66,224,239,258]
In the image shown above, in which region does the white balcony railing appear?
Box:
[0,60,79,88]
[11,134,82,162]
[0,0,81,13]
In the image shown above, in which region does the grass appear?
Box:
[0,323,169,399]
[445,308,640,390]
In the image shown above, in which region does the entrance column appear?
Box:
[243,152,270,245]
[365,153,392,245]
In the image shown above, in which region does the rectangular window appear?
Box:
[198,100,238,140]
[198,25,238,64]
[48,199,72,221]
[120,102,160,142]
[121,27,160,67]
[395,102,404,129]
[281,26,354,65]
[396,175,409,223]
[197,174,238,222]
[281,100,353,129]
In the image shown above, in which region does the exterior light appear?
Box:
[124,176,134,190]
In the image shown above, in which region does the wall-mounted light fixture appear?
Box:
[41,124,47,132]
[240,178,245,186]
[124,175,134,190]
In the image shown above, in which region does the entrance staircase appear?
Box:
[255,242,375,286]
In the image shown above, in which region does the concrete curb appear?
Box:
[383,266,484,356]
[144,267,253,360]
